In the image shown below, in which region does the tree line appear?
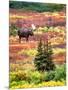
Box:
[9,1,66,12]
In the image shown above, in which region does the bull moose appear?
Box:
[18,28,34,43]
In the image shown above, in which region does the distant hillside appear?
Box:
[9,1,66,12]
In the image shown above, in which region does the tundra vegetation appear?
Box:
[9,1,66,88]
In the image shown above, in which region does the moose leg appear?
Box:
[26,36,28,42]
[19,36,21,43]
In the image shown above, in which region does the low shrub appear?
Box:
[43,64,66,81]
[10,64,66,88]
[10,70,28,82]
[26,71,42,84]
[10,70,43,84]
[10,80,29,88]
[10,80,65,89]
[54,64,66,81]
[10,72,17,82]
[18,49,37,56]
[43,71,55,81]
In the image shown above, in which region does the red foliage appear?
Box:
[10,10,66,28]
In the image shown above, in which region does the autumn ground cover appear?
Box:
[9,26,66,64]
[9,1,66,89]
[9,25,66,88]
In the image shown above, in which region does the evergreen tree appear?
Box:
[34,40,55,72]
[43,42,55,71]
[34,39,44,71]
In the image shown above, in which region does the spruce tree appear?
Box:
[34,39,44,71]
[34,40,55,72]
[43,42,55,71]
